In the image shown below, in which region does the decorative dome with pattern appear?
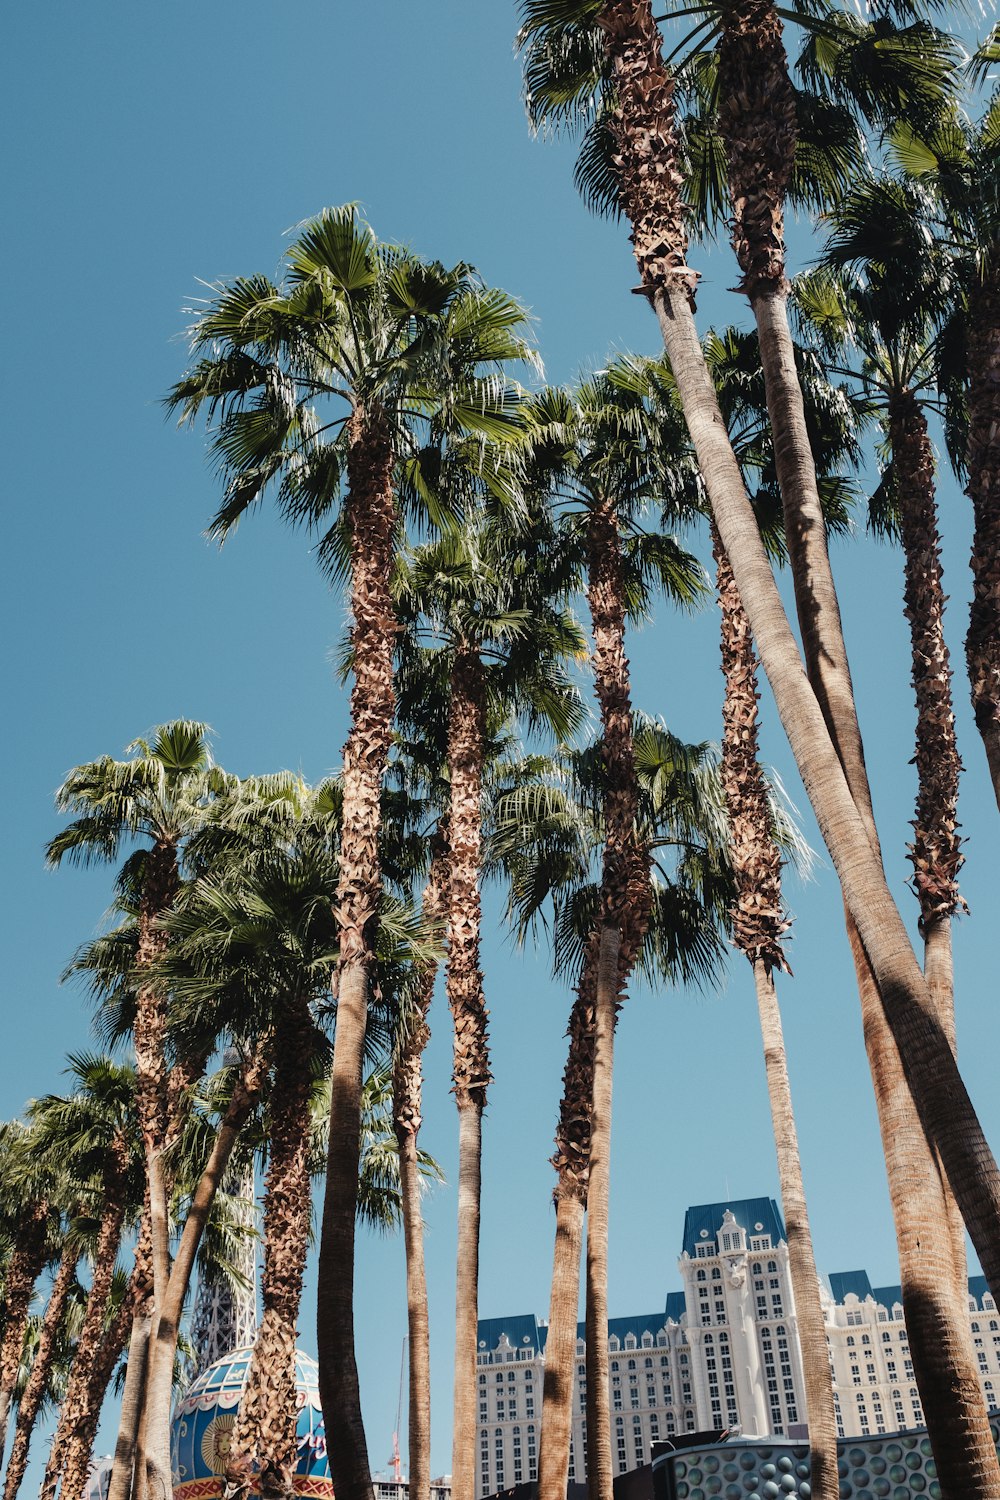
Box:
[171,1347,333,1500]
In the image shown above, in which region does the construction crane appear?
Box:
[389,1336,408,1484]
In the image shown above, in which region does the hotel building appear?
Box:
[476,1197,1000,1493]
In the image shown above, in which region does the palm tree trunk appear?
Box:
[39,1187,125,1500]
[447,649,489,1500]
[393,836,448,1500]
[580,493,651,1500]
[539,975,596,1500]
[57,1298,132,1500]
[964,274,1000,812]
[2,1246,78,1500]
[318,406,397,1500]
[753,962,838,1480]
[584,925,621,1500]
[225,1004,315,1500]
[141,1051,269,1500]
[452,1106,483,1500]
[539,1192,585,1500]
[0,1201,49,1458]
[106,1212,153,1500]
[713,528,837,1500]
[134,842,180,1325]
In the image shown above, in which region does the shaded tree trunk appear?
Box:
[2,1245,78,1500]
[965,272,1000,812]
[539,977,595,1500]
[0,1200,49,1458]
[134,841,180,1329]
[106,1210,153,1500]
[39,1178,126,1500]
[224,1002,316,1500]
[393,834,449,1500]
[714,531,838,1500]
[447,650,490,1500]
[318,407,397,1500]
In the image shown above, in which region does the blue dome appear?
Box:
[172,1347,333,1500]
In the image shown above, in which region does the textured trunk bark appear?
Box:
[39,1185,125,1500]
[1,1245,78,1500]
[225,1004,315,1500]
[393,838,447,1500]
[57,1298,132,1500]
[539,1191,585,1500]
[714,529,837,1500]
[134,842,180,1329]
[539,973,597,1500]
[447,650,489,1500]
[318,407,397,1500]
[753,962,839,1497]
[965,273,1000,812]
[584,925,621,1500]
[143,1050,269,1500]
[107,1210,153,1500]
[0,1200,49,1458]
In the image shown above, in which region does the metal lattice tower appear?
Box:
[190,1159,258,1373]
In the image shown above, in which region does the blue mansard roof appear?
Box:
[829,1270,994,1311]
[681,1198,786,1257]
[477,1313,547,1354]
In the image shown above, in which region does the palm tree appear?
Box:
[30,1055,143,1500]
[161,779,436,1500]
[881,62,1000,809]
[169,208,535,1500]
[494,722,731,1499]
[0,1124,58,1457]
[514,360,706,1499]
[2,1262,88,1500]
[47,720,238,1484]
[393,508,586,1500]
[1,1237,81,1500]
[518,0,1000,1325]
[712,528,837,1497]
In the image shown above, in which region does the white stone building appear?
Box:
[476,1196,1000,1492]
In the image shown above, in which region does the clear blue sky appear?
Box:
[3,0,998,1489]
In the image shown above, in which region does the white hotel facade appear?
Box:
[476,1197,1000,1495]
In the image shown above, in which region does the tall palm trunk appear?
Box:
[582,496,651,1500]
[40,1176,126,1500]
[538,978,596,1500]
[0,1200,49,1457]
[964,273,1000,811]
[224,1001,315,1500]
[106,1212,153,1500]
[890,390,969,1283]
[594,0,1000,1348]
[714,530,836,1500]
[2,1246,78,1500]
[141,1051,269,1500]
[393,833,449,1500]
[57,1298,132,1500]
[447,649,490,1500]
[318,406,397,1500]
[134,842,180,1321]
